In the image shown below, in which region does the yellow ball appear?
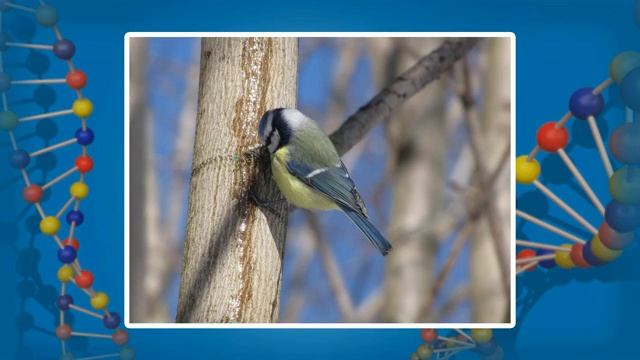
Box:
[591,235,622,262]
[70,181,89,199]
[90,292,109,310]
[72,98,93,118]
[515,156,540,184]
[57,265,74,282]
[415,344,432,359]
[471,329,493,344]
[40,216,60,235]
[555,244,575,269]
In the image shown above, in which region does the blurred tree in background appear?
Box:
[128,36,511,323]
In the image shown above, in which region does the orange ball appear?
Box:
[420,329,438,342]
[517,249,538,272]
[23,184,43,203]
[63,238,79,251]
[56,324,72,340]
[66,69,87,89]
[536,122,569,152]
[75,270,94,288]
[112,329,129,345]
[75,155,93,173]
[570,243,590,268]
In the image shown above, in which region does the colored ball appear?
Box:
[0,72,11,92]
[515,156,540,184]
[609,166,640,204]
[555,244,575,269]
[35,5,58,26]
[415,344,432,360]
[474,339,498,356]
[70,182,89,199]
[0,32,8,51]
[610,51,640,83]
[609,123,640,165]
[75,155,94,173]
[471,329,493,344]
[72,98,93,118]
[582,240,606,266]
[57,265,74,282]
[56,294,74,311]
[66,210,84,226]
[103,312,121,329]
[598,222,634,250]
[53,39,76,60]
[537,249,556,268]
[570,243,590,268]
[57,245,77,264]
[621,67,640,111]
[536,122,568,152]
[517,248,537,272]
[569,87,604,120]
[63,238,79,251]
[75,127,94,146]
[40,216,60,235]
[112,329,130,346]
[605,200,640,233]
[22,185,43,203]
[0,110,19,131]
[66,70,87,90]
[90,292,109,310]
[9,149,30,169]
[591,235,622,262]
[420,329,438,342]
[55,324,72,341]
[119,346,135,360]
[75,270,94,288]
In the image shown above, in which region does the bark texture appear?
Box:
[176,38,297,323]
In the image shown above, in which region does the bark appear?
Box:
[176,38,297,323]
[469,38,512,323]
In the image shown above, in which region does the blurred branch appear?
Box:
[326,39,361,131]
[458,57,510,298]
[329,38,479,155]
[305,211,355,322]
[434,284,469,322]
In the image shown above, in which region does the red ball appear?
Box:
[536,122,569,152]
[66,70,87,90]
[112,329,129,345]
[23,184,43,203]
[75,155,93,173]
[421,329,438,342]
[599,222,634,250]
[63,238,80,251]
[75,270,94,288]
[570,243,590,268]
[517,249,537,272]
[56,324,72,340]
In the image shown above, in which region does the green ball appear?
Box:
[609,166,640,204]
[610,51,640,84]
[0,110,18,131]
[416,344,433,360]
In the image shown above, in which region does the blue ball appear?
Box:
[35,5,57,27]
[538,249,556,268]
[610,123,640,165]
[0,32,8,51]
[605,200,640,233]
[66,210,84,226]
[53,39,76,60]
[621,68,640,112]
[569,87,604,119]
[56,294,74,311]
[57,246,77,264]
[103,312,121,329]
[75,127,94,146]
[582,240,606,266]
[0,72,11,92]
[9,149,30,169]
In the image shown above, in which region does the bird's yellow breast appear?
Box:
[271,147,337,210]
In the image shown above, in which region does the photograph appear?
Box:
[126,35,513,325]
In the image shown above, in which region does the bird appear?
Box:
[257,108,392,256]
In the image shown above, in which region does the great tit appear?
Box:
[258,108,392,256]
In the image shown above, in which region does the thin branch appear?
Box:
[305,211,355,321]
[329,38,480,155]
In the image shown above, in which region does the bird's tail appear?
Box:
[341,207,392,256]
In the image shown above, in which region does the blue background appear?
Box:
[1,0,639,359]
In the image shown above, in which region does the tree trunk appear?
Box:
[470,38,511,323]
[176,38,297,323]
